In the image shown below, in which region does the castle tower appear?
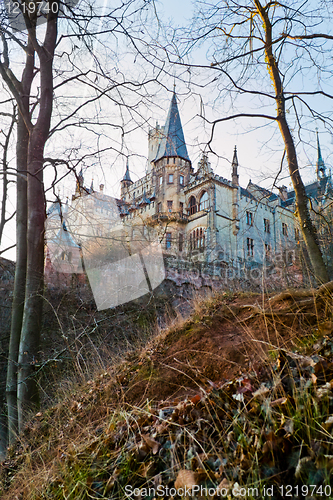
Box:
[152,92,192,215]
[148,123,164,172]
[120,158,133,198]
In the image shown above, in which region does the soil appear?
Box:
[117,292,320,404]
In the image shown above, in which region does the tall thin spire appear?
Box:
[154,92,190,162]
[316,131,326,180]
[122,157,133,183]
[231,146,239,186]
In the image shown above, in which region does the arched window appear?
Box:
[188,196,197,215]
[199,191,209,211]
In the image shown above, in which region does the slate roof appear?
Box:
[122,159,133,183]
[288,176,332,203]
[240,187,257,201]
[154,92,190,162]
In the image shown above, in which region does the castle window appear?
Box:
[166,232,172,249]
[264,218,270,233]
[179,202,184,213]
[179,233,184,252]
[167,200,173,212]
[199,191,209,211]
[190,227,206,250]
[157,202,162,213]
[188,196,197,215]
[159,176,163,186]
[265,243,271,259]
[168,173,174,184]
[282,222,288,236]
[246,211,253,226]
[247,238,254,257]
[179,175,184,186]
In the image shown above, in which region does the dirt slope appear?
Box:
[1,285,333,499]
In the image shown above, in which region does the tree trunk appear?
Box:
[17,135,45,427]
[17,12,58,430]
[5,39,34,445]
[6,116,28,446]
[254,0,329,284]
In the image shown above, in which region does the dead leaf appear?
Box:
[191,394,201,404]
[142,434,160,455]
[216,477,232,494]
[174,469,199,491]
[252,385,270,398]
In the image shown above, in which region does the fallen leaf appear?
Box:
[142,434,160,455]
[252,385,270,398]
[191,394,201,404]
[174,469,199,491]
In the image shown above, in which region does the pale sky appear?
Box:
[0,0,332,261]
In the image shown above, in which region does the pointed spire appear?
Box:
[122,158,133,183]
[90,177,94,193]
[316,131,326,180]
[231,146,239,186]
[154,92,190,162]
[232,146,238,168]
[76,168,84,195]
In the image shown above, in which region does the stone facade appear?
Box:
[46,93,333,291]
[118,92,296,278]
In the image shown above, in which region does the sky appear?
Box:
[0,0,332,261]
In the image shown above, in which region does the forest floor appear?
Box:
[1,278,333,499]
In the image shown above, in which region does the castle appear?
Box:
[46,92,332,295]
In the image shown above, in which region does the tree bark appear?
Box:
[17,8,58,430]
[6,116,29,445]
[6,37,34,444]
[254,0,329,284]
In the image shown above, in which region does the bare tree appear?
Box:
[0,0,161,444]
[157,0,333,283]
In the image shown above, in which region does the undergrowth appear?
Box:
[1,284,333,499]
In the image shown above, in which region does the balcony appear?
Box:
[150,211,189,224]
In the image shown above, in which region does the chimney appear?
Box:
[278,185,288,201]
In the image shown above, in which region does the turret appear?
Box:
[120,158,133,198]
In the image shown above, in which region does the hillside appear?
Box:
[1,284,333,499]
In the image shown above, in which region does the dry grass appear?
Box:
[1,283,333,499]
